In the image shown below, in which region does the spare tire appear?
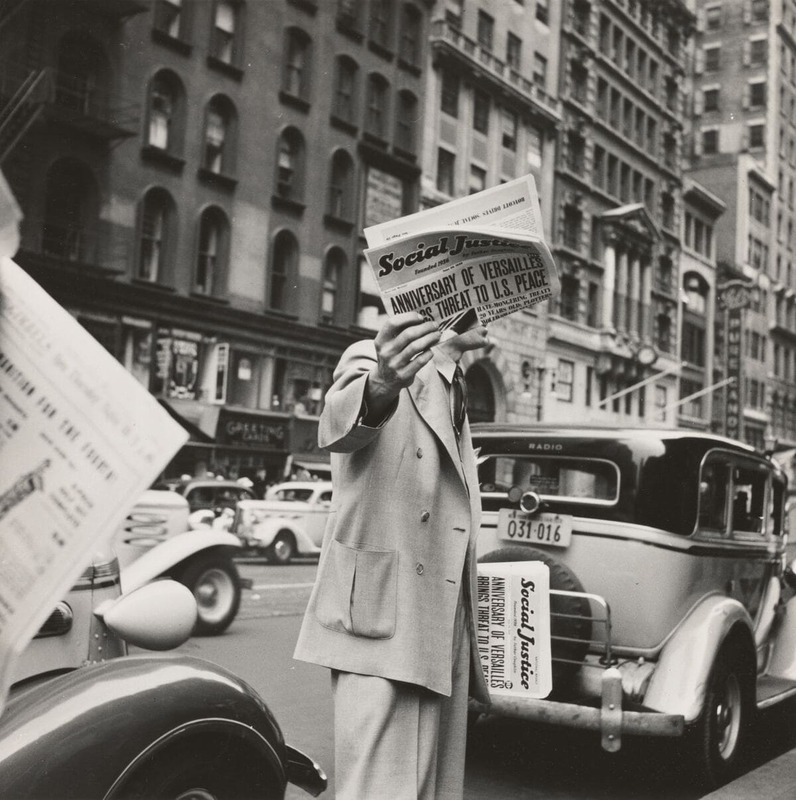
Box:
[478,546,592,694]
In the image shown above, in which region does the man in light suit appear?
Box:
[294,311,491,799]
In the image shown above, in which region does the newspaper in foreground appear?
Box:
[364,175,559,332]
[477,560,552,699]
[0,257,188,712]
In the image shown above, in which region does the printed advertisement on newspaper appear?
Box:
[364,175,559,332]
[477,560,552,699]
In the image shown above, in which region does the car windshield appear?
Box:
[479,455,619,503]
[273,488,314,502]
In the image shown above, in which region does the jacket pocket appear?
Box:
[315,540,397,639]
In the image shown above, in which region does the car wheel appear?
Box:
[478,546,592,693]
[109,734,282,800]
[267,531,296,565]
[176,551,241,636]
[686,639,754,790]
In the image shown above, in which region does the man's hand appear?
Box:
[364,313,441,422]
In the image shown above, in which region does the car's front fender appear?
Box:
[643,593,753,723]
[0,655,286,800]
[250,518,306,548]
[121,531,241,593]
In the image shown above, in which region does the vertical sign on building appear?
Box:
[717,280,753,441]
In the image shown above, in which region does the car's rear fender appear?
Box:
[250,518,318,553]
[643,594,754,723]
[121,531,241,593]
[0,655,286,800]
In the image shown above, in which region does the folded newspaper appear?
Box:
[364,175,559,333]
[477,560,552,699]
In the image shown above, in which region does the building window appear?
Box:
[526,125,542,169]
[655,385,667,422]
[751,0,767,21]
[506,33,522,70]
[203,96,235,174]
[563,204,582,250]
[501,108,517,151]
[147,71,183,153]
[322,248,345,324]
[749,81,766,108]
[370,0,393,49]
[283,28,312,100]
[705,45,721,72]
[210,1,239,65]
[337,0,361,28]
[558,275,579,320]
[705,5,721,30]
[399,4,421,66]
[469,164,486,195]
[536,0,549,25]
[750,38,766,64]
[748,123,765,148]
[586,282,600,327]
[571,59,588,104]
[566,130,585,175]
[154,0,184,39]
[333,56,357,124]
[327,149,353,219]
[473,89,489,134]
[661,192,675,230]
[445,0,463,27]
[573,0,590,36]
[682,320,706,366]
[275,127,305,201]
[533,53,547,89]
[557,359,574,402]
[655,313,673,353]
[195,207,228,296]
[477,10,494,50]
[395,90,417,152]
[138,188,175,283]
[270,230,298,312]
[702,127,719,154]
[437,148,455,195]
[365,73,389,138]
[441,70,459,117]
[703,87,719,111]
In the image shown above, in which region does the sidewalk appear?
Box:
[701,748,796,799]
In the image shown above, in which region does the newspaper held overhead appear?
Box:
[0,256,188,712]
[364,175,559,333]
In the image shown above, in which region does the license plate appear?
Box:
[497,509,572,548]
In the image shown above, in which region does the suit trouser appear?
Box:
[330,592,471,800]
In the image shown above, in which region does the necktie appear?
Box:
[451,365,468,437]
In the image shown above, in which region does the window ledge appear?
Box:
[197,168,238,191]
[206,55,244,81]
[336,17,364,42]
[190,292,230,305]
[330,115,358,136]
[362,131,389,149]
[151,28,192,56]
[397,58,421,77]
[271,195,306,215]
[279,91,310,113]
[323,214,355,234]
[131,278,177,292]
[368,40,394,61]
[287,0,318,14]
[264,308,299,322]
[392,146,417,163]
[141,145,186,172]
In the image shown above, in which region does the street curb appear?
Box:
[700,749,796,799]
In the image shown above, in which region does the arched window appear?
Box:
[210,0,242,65]
[42,158,98,262]
[146,70,185,153]
[399,4,422,66]
[195,207,229,296]
[203,95,236,174]
[395,89,418,153]
[138,188,176,283]
[282,27,312,100]
[322,248,347,324]
[333,55,358,123]
[370,0,393,49]
[275,127,305,201]
[154,0,186,39]
[270,230,299,312]
[327,149,354,219]
[366,73,389,139]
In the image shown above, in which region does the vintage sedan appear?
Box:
[232,481,332,564]
[0,543,326,799]
[470,423,796,791]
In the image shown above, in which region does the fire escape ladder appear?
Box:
[0,67,50,163]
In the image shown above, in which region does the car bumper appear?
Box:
[471,666,684,752]
[286,745,328,797]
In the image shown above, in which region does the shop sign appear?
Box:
[365,167,404,229]
[724,306,743,441]
[217,410,288,451]
[153,331,201,401]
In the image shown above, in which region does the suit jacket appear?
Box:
[293,340,490,702]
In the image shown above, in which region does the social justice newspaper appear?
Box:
[477,560,552,699]
[364,174,559,333]
[0,256,188,713]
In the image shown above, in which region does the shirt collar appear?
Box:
[432,346,459,384]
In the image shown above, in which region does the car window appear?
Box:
[479,455,619,503]
[187,487,215,509]
[319,491,333,504]
[274,488,314,502]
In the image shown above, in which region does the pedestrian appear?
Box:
[294,311,492,800]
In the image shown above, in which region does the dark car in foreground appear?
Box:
[471,423,796,791]
[0,544,326,799]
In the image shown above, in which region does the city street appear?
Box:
[170,559,796,800]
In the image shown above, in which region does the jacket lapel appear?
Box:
[409,362,466,485]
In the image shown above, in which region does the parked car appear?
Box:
[470,423,796,791]
[152,477,257,516]
[231,481,332,564]
[115,489,243,635]
[1,543,327,798]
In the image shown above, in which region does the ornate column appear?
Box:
[616,247,629,332]
[628,247,641,334]
[602,228,618,330]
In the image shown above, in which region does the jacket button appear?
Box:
[420,510,430,522]
[416,563,424,575]
[416,447,423,458]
